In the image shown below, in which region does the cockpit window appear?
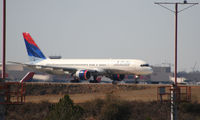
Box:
[140,64,150,67]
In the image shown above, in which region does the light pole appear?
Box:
[2,0,6,80]
[1,0,6,119]
[155,1,198,120]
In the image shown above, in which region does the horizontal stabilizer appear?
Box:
[20,72,35,83]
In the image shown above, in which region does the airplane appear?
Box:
[18,32,153,83]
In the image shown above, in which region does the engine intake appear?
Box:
[75,70,91,80]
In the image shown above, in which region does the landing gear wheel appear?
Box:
[135,78,139,84]
[89,80,99,83]
[70,79,80,83]
[89,75,99,83]
[112,81,118,85]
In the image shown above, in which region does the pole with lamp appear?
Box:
[155,1,198,120]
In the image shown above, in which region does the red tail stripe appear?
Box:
[23,32,39,48]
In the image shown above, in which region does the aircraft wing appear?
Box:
[8,61,106,76]
[8,61,77,75]
[27,65,78,75]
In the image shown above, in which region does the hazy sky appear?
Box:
[0,0,200,72]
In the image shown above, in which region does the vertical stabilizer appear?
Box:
[23,32,46,61]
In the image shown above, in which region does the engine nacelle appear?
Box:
[112,74,125,81]
[75,70,91,80]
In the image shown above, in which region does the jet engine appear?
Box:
[111,74,125,81]
[75,70,91,80]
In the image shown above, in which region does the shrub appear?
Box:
[81,98,104,117]
[98,94,130,120]
[45,95,84,120]
[180,102,200,114]
[99,101,131,120]
[81,94,132,120]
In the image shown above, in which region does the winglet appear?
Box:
[23,32,46,61]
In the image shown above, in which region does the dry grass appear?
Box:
[191,86,200,102]
[24,84,200,104]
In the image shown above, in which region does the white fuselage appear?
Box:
[33,59,153,75]
[22,32,153,82]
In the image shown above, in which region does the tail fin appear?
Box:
[23,32,46,61]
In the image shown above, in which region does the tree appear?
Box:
[45,95,84,120]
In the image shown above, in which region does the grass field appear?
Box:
[5,83,200,120]
[24,83,200,104]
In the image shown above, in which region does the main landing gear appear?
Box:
[112,80,119,85]
[70,78,80,83]
[134,75,140,84]
[89,75,99,83]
